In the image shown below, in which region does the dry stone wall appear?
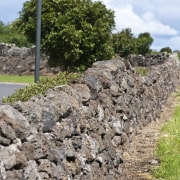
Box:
[0,43,60,75]
[128,52,169,67]
[0,53,180,179]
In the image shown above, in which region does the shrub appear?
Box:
[160,47,172,54]
[0,21,31,47]
[2,72,81,104]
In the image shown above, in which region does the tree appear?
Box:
[136,32,153,55]
[112,28,136,57]
[13,0,115,71]
[0,20,30,47]
[160,47,172,53]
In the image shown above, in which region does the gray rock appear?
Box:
[0,148,16,170]
[111,136,122,147]
[0,124,16,141]
[21,142,35,160]
[6,170,23,180]
[0,105,30,139]
[24,160,41,180]
[41,109,57,132]
[38,159,52,175]
[0,136,11,145]
[70,84,91,102]
[0,161,6,180]
[15,152,27,168]
[39,172,50,179]
[25,134,49,160]
[112,121,122,135]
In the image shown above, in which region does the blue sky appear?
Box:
[0,0,180,51]
[0,0,25,24]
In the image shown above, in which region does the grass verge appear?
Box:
[152,104,180,180]
[0,75,35,84]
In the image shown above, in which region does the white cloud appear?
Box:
[98,0,180,50]
[151,36,180,51]
[112,4,178,36]
[131,0,180,21]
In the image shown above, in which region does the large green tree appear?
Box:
[136,32,153,55]
[160,46,172,53]
[112,29,153,57]
[14,0,115,70]
[112,28,137,57]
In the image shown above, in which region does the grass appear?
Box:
[135,67,150,76]
[0,75,35,84]
[152,104,180,180]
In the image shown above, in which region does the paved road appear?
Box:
[0,83,27,103]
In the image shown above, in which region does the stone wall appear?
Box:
[128,52,169,67]
[0,43,60,75]
[0,43,171,75]
[0,53,179,179]
[0,43,35,57]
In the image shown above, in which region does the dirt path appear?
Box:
[122,90,180,180]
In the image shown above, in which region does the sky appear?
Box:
[0,0,180,51]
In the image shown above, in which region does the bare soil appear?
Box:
[122,90,179,180]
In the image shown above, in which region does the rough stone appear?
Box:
[15,152,27,168]
[0,43,61,75]
[0,161,6,180]
[6,170,23,180]
[0,53,179,179]
[0,148,16,170]
[0,105,30,139]
[24,160,41,180]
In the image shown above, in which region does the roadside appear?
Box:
[0,82,29,85]
[0,83,27,103]
[122,89,180,179]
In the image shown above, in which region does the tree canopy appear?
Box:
[136,32,153,55]
[112,28,136,57]
[160,47,172,54]
[112,29,154,57]
[14,0,115,71]
[0,21,30,47]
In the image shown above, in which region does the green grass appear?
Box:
[152,105,180,180]
[0,75,35,84]
[135,67,150,76]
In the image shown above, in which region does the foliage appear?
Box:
[13,0,115,71]
[178,52,180,61]
[135,67,150,76]
[136,32,153,55]
[0,21,31,47]
[2,72,81,104]
[152,105,180,180]
[151,49,160,54]
[160,47,172,54]
[112,29,153,57]
[112,28,137,57]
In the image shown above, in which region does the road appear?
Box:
[0,83,27,103]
